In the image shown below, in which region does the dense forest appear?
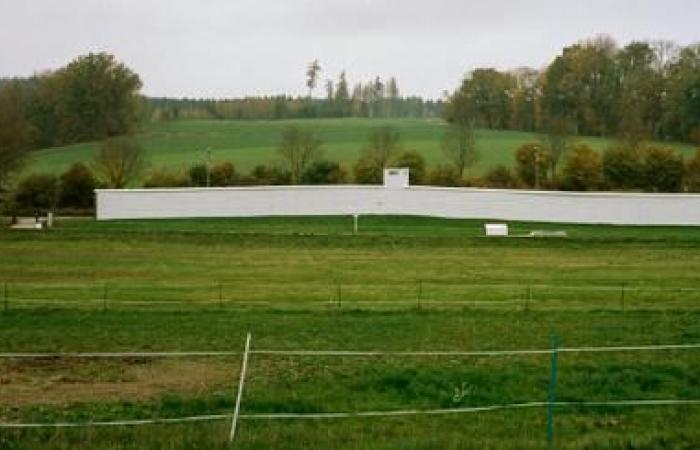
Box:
[447,36,700,144]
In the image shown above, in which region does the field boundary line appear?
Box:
[3,399,700,428]
[3,343,700,359]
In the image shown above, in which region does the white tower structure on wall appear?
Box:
[383,168,410,189]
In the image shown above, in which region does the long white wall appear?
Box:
[95,186,700,226]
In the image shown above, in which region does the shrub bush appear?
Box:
[481,165,519,189]
[514,143,551,188]
[353,154,383,184]
[210,162,237,186]
[14,173,59,211]
[427,165,462,187]
[301,160,348,184]
[642,146,684,192]
[188,164,208,187]
[143,168,189,188]
[392,150,426,185]
[59,162,96,208]
[602,145,644,190]
[560,145,603,191]
[685,149,700,192]
[250,164,291,185]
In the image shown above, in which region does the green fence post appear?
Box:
[547,334,560,447]
[3,282,7,313]
[103,283,108,311]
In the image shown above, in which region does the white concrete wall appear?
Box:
[95,186,700,226]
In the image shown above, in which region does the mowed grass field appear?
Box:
[2,216,700,449]
[23,118,696,179]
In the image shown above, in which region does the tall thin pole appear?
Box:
[229,333,252,443]
[3,282,7,313]
[547,334,559,447]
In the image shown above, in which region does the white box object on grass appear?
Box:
[484,223,508,236]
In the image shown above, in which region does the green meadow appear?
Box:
[22,118,696,179]
[2,216,700,448]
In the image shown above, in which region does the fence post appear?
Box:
[102,283,108,311]
[229,332,252,443]
[3,282,7,313]
[547,334,559,447]
[353,214,359,235]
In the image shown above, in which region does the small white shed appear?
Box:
[484,223,509,236]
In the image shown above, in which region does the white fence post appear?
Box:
[229,332,252,443]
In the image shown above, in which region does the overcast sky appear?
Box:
[1,0,699,99]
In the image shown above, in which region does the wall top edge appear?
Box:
[94,185,700,199]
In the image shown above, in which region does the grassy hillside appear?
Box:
[24,118,696,179]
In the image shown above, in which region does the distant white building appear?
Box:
[95,168,700,225]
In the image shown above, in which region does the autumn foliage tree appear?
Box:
[685,149,700,192]
[515,143,552,188]
[642,146,684,192]
[560,145,603,191]
[59,162,97,208]
[93,137,146,188]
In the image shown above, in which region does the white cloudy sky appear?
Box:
[1,0,699,99]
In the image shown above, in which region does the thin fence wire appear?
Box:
[3,342,700,359]
[3,399,700,428]
[2,280,700,313]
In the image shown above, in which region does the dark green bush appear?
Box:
[59,162,96,208]
[301,160,348,185]
[392,150,426,185]
[14,173,59,211]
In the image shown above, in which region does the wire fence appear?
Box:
[2,339,700,446]
[2,280,700,312]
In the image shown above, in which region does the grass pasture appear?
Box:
[23,118,696,179]
[2,215,700,448]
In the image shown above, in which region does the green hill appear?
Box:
[23,118,696,179]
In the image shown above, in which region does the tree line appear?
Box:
[145,72,443,122]
[6,125,700,215]
[446,36,700,145]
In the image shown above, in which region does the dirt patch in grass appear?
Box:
[0,357,236,407]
